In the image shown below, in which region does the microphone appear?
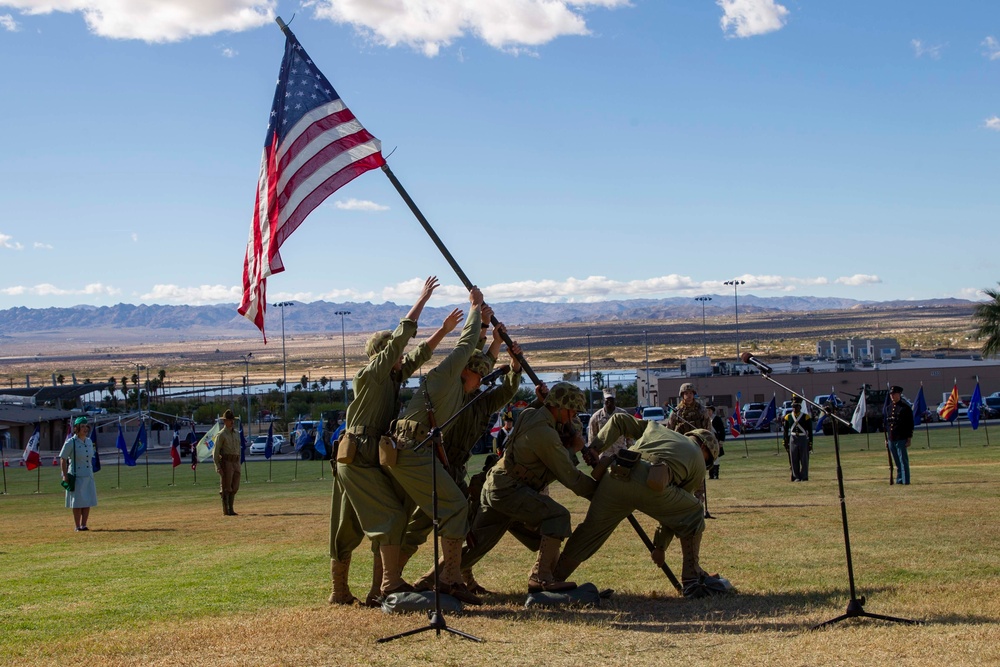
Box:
[740,352,773,374]
[480,364,511,385]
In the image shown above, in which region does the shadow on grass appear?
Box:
[458,585,976,635]
[257,512,324,517]
[93,528,177,533]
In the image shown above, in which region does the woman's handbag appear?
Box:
[61,439,77,491]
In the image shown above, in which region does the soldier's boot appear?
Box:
[411,563,438,593]
[228,493,238,516]
[680,532,707,584]
[462,568,494,596]
[328,557,358,605]
[552,554,582,583]
[379,545,415,597]
[364,550,384,607]
[221,493,230,516]
[438,537,483,605]
[528,536,577,593]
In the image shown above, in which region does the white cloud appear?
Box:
[717,0,788,38]
[33,242,54,249]
[1,282,120,296]
[220,46,238,58]
[141,284,243,304]
[131,232,139,242]
[1,0,273,42]
[1,13,18,30]
[333,198,389,212]
[834,274,881,287]
[311,0,631,57]
[1,233,24,250]
[983,36,1000,61]
[985,116,1000,131]
[911,39,943,59]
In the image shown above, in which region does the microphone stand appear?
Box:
[745,362,919,629]
[377,376,505,644]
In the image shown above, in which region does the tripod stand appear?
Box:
[744,361,919,629]
[377,374,506,644]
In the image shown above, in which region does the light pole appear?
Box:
[723,280,745,361]
[586,332,593,411]
[241,352,253,438]
[644,330,650,408]
[273,301,294,417]
[131,362,146,415]
[695,296,712,356]
[335,310,351,406]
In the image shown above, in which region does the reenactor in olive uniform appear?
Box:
[460,382,596,593]
[555,418,721,595]
[405,324,525,595]
[213,410,242,516]
[384,287,487,604]
[331,277,461,605]
[782,399,813,482]
[665,382,711,434]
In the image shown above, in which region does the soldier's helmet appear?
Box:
[465,351,492,377]
[687,428,720,460]
[544,382,586,412]
[365,330,393,359]
[568,416,585,437]
[679,382,697,396]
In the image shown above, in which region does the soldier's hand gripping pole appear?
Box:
[380,164,540,385]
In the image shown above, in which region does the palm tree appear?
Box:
[57,374,65,385]
[120,376,129,410]
[973,283,1000,358]
[108,377,118,408]
[275,378,285,391]
[158,369,167,405]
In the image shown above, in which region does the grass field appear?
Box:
[2,428,999,666]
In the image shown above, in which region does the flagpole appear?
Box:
[955,378,962,448]
[1,450,6,495]
[380,163,542,386]
[268,456,273,482]
[977,376,990,447]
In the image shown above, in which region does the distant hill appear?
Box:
[0,296,975,337]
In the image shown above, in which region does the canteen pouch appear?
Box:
[336,432,357,464]
[61,473,76,492]
[646,463,671,492]
[378,435,398,467]
[609,449,640,482]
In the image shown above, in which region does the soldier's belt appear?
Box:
[609,449,640,481]
[346,425,370,436]
[220,455,240,463]
[392,419,430,449]
[503,459,544,491]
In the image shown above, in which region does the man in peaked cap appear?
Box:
[885,385,914,485]
[587,387,634,460]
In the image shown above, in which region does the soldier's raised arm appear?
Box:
[590,412,649,455]
[404,276,439,324]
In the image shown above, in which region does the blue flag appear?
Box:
[968,381,983,430]
[294,421,310,451]
[129,422,147,462]
[754,396,777,431]
[239,424,247,464]
[913,386,927,427]
[264,421,274,460]
[91,428,101,473]
[117,423,136,466]
[314,419,326,457]
[331,421,345,444]
[815,388,837,433]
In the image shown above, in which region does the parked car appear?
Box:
[248,434,284,455]
[641,407,666,423]
[983,397,1000,419]
[742,409,766,431]
[742,402,767,419]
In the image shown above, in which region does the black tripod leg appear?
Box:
[444,627,486,642]
[859,611,921,625]
[376,625,436,643]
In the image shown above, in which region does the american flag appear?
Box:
[239,31,385,339]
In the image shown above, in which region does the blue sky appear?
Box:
[1,0,998,323]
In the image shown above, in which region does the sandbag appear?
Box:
[524,582,602,608]
[380,590,463,614]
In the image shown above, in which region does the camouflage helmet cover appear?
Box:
[365,330,393,359]
[465,350,492,377]
[679,382,697,396]
[687,428,720,460]
[544,382,586,412]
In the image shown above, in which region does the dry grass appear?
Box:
[2,431,999,666]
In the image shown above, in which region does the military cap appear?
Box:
[544,382,586,412]
[687,428,720,460]
[465,350,492,377]
[679,382,697,396]
[603,388,616,399]
[365,330,393,359]
[792,395,803,405]
[889,385,903,394]
[222,409,235,420]
[73,415,89,426]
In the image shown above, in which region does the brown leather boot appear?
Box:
[365,549,384,607]
[680,532,703,583]
[227,493,238,516]
[528,536,577,593]
[438,537,482,605]
[552,554,581,583]
[379,545,415,597]
[221,493,230,516]
[328,557,358,605]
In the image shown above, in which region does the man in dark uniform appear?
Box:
[782,399,813,481]
[706,404,726,479]
[885,385,914,485]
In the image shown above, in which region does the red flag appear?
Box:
[728,416,741,439]
[170,431,181,468]
[238,31,385,340]
[23,425,41,471]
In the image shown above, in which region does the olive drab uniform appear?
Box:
[460,402,597,573]
[556,415,707,581]
[666,400,710,435]
[401,362,523,560]
[782,408,813,482]
[335,318,433,550]
[213,424,241,516]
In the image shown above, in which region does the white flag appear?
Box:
[850,392,867,433]
[196,421,222,462]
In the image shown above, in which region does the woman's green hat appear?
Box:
[73,416,89,426]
